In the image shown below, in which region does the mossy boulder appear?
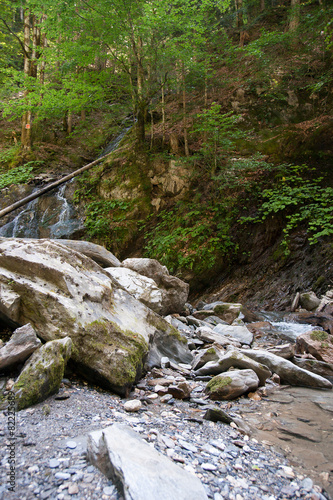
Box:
[296,331,333,365]
[0,238,192,396]
[13,337,72,410]
[205,369,259,400]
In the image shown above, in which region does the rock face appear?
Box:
[122,258,189,315]
[296,331,333,364]
[240,349,332,389]
[0,238,192,396]
[205,369,260,400]
[87,424,208,500]
[0,323,41,370]
[104,267,164,314]
[13,337,72,410]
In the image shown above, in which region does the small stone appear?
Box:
[301,477,313,491]
[161,356,170,368]
[202,463,217,471]
[160,394,174,404]
[124,400,142,412]
[178,439,198,453]
[49,459,60,468]
[66,441,77,449]
[68,483,79,495]
[103,486,116,496]
[55,472,71,481]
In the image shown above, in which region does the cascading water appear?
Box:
[0,124,132,240]
[259,311,323,342]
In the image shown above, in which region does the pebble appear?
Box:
[124,400,142,412]
[0,373,329,500]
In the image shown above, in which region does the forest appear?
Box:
[0,0,332,299]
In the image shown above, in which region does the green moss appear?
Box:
[147,311,187,344]
[77,319,149,391]
[206,347,217,355]
[206,375,233,393]
[310,331,328,342]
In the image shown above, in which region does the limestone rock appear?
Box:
[87,424,208,500]
[0,323,41,370]
[195,326,240,348]
[121,258,189,315]
[191,345,223,370]
[213,324,253,346]
[205,369,259,400]
[195,348,271,385]
[104,267,163,314]
[13,337,72,410]
[0,238,192,396]
[203,301,261,324]
[240,349,332,389]
[296,331,333,364]
[299,291,321,312]
[58,239,121,267]
[292,357,333,379]
[267,343,296,360]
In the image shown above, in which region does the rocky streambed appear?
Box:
[0,238,333,500]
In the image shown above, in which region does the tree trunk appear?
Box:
[260,0,265,12]
[289,0,300,31]
[182,63,189,157]
[21,9,32,150]
[161,81,165,146]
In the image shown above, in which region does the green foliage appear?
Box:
[84,199,132,245]
[143,200,237,274]
[240,164,333,254]
[0,162,42,189]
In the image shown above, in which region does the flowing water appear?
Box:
[0,125,132,240]
[259,311,322,342]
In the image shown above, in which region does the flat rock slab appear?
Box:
[87,424,208,500]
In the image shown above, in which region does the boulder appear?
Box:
[12,337,72,410]
[205,369,260,400]
[296,331,333,364]
[0,323,41,370]
[195,348,271,385]
[58,239,121,267]
[299,291,321,312]
[87,424,208,500]
[292,357,333,380]
[104,267,163,314]
[213,324,253,346]
[195,326,241,348]
[202,301,261,323]
[266,343,296,360]
[122,258,189,315]
[0,238,192,396]
[240,349,332,389]
[191,345,224,370]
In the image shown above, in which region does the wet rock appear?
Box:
[195,348,271,385]
[205,369,260,400]
[0,323,41,370]
[87,424,208,500]
[240,349,333,389]
[12,337,72,410]
[121,258,189,315]
[213,324,253,346]
[296,331,333,364]
[290,312,333,335]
